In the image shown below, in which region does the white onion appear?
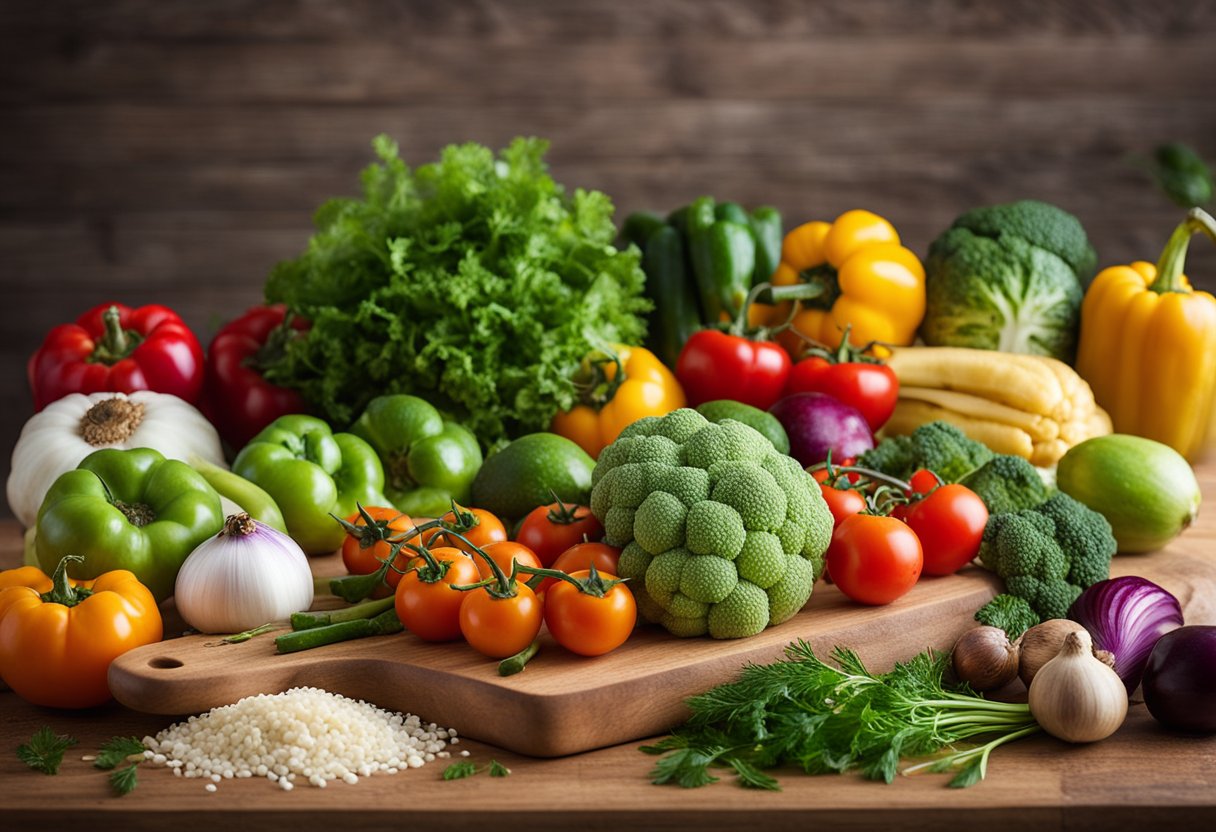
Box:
[175,513,313,634]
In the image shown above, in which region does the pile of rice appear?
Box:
[141,687,458,791]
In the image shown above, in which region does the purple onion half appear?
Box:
[1068,576,1184,695]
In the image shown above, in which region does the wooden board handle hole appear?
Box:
[147,657,184,669]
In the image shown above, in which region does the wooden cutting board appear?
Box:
[107,544,1214,758]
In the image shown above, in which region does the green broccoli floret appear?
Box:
[959,454,1052,514]
[974,594,1041,640]
[859,420,994,483]
[920,200,1096,362]
[977,493,1115,622]
[590,409,834,639]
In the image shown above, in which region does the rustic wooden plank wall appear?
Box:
[2,0,1214,513]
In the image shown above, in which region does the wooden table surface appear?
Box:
[2,464,1216,830]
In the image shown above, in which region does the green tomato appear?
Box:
[350,395,483,518]
[233,415,388,554]
[35,447,224,602]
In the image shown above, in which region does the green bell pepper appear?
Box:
[35,447,224,602]
[232,415,389,555]
[350,394,483,518]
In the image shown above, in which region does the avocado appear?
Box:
[471,433,595,522]
[696,400,791,455]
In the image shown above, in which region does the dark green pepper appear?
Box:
[35,447,224,601]
[621,211,667,250]
[350,394,483,518]
[233,415,388,555]
[703,220,756,318]
[685,196,724,322]
[748,206,783,283]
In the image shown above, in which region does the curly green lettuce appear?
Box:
[263,135,650,443]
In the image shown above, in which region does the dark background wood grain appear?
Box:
[2,0,1215,513]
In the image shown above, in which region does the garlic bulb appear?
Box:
[175,513,314,634]
[7,391,225,527]
[1016,619,1086,687]
[1028,629,1128,743]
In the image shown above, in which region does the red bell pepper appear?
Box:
[783,326,899,432]
[200,304,309,448]
[676,330,791,410]
[28,303,205,410]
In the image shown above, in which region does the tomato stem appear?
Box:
[515,563,627,598]
[545,488,584,526]
[330,502,411,550]
[498,641,540,676]
[436,511,517,598]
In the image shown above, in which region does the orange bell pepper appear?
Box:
[0,555,162,708]
[551,344,685,458]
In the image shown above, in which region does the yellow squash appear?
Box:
[1076,208,1216,460]
[766,210,925,354]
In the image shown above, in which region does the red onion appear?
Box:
[1068,576,1183,695]
[1142,626,1216,734]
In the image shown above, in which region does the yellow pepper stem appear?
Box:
[1150,207,1216,293]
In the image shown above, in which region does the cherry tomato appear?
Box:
[539,542,622,593]
[784,356,898,433]
[826,514,922,605]
[904,484,988,576]
[476,541,543,582]
[394,547,481,642]
[515,501,604,567]
[340,506,419,591]
[434,506,507,554]
[818,484,867,529]
[908,469,941,495]
[459,585,543,658]
[544,570,637,657]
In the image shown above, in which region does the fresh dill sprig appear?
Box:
[645,639,1039,790]
[16,726,78,775]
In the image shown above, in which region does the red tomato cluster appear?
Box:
[818,468,988,607]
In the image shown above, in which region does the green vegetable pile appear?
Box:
[958,453,1051,514]
[858,421,994,484]
[590,409,833,639]
[976,492,1115,629]
[919,199,1097,362]
[263,136,650,443]
[645,641,1039,790]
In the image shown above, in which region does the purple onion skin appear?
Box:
[1068,576,1183,695]
[768,392,874,467]
[1142,626,1216,734]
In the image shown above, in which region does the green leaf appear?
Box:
[727,756,780,791]
[94,737,147,771]
[110,763,139,796]
[16,726,78,775]
[488,760,511,777]
[649,748,720,789]
[947,759,985,789]
[442,761,478,781]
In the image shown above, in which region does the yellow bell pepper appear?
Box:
[551,344,686,458]
[1076,208,1216,460]
[766,210,925,354]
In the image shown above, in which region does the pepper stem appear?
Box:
[1149,207,1216,294]
[41,555,91,607]
[90,306,143,365]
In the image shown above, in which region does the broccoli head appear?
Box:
[920,200,1096,362]
[591,409,834,639]
[959,454,1052,514]
[977,492,1115,621]
[858,420,994,483]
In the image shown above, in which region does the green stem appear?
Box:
[441,525,517,599]
[1149,207,1216,293]
[275,608,403,654]
[498,641,540,676]
[217,623,277,644]
[91,306,143,364]
[731,281,826,337]
[290,596,396,631]
[41,555,91,607]
[515,563,627,598]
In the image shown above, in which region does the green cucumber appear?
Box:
[621,211,667,250]
[705,220,756,318]
[714,201,750,226]
[643,225,702,368]
[685,197,722,322]
[1056,434,1201,553]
